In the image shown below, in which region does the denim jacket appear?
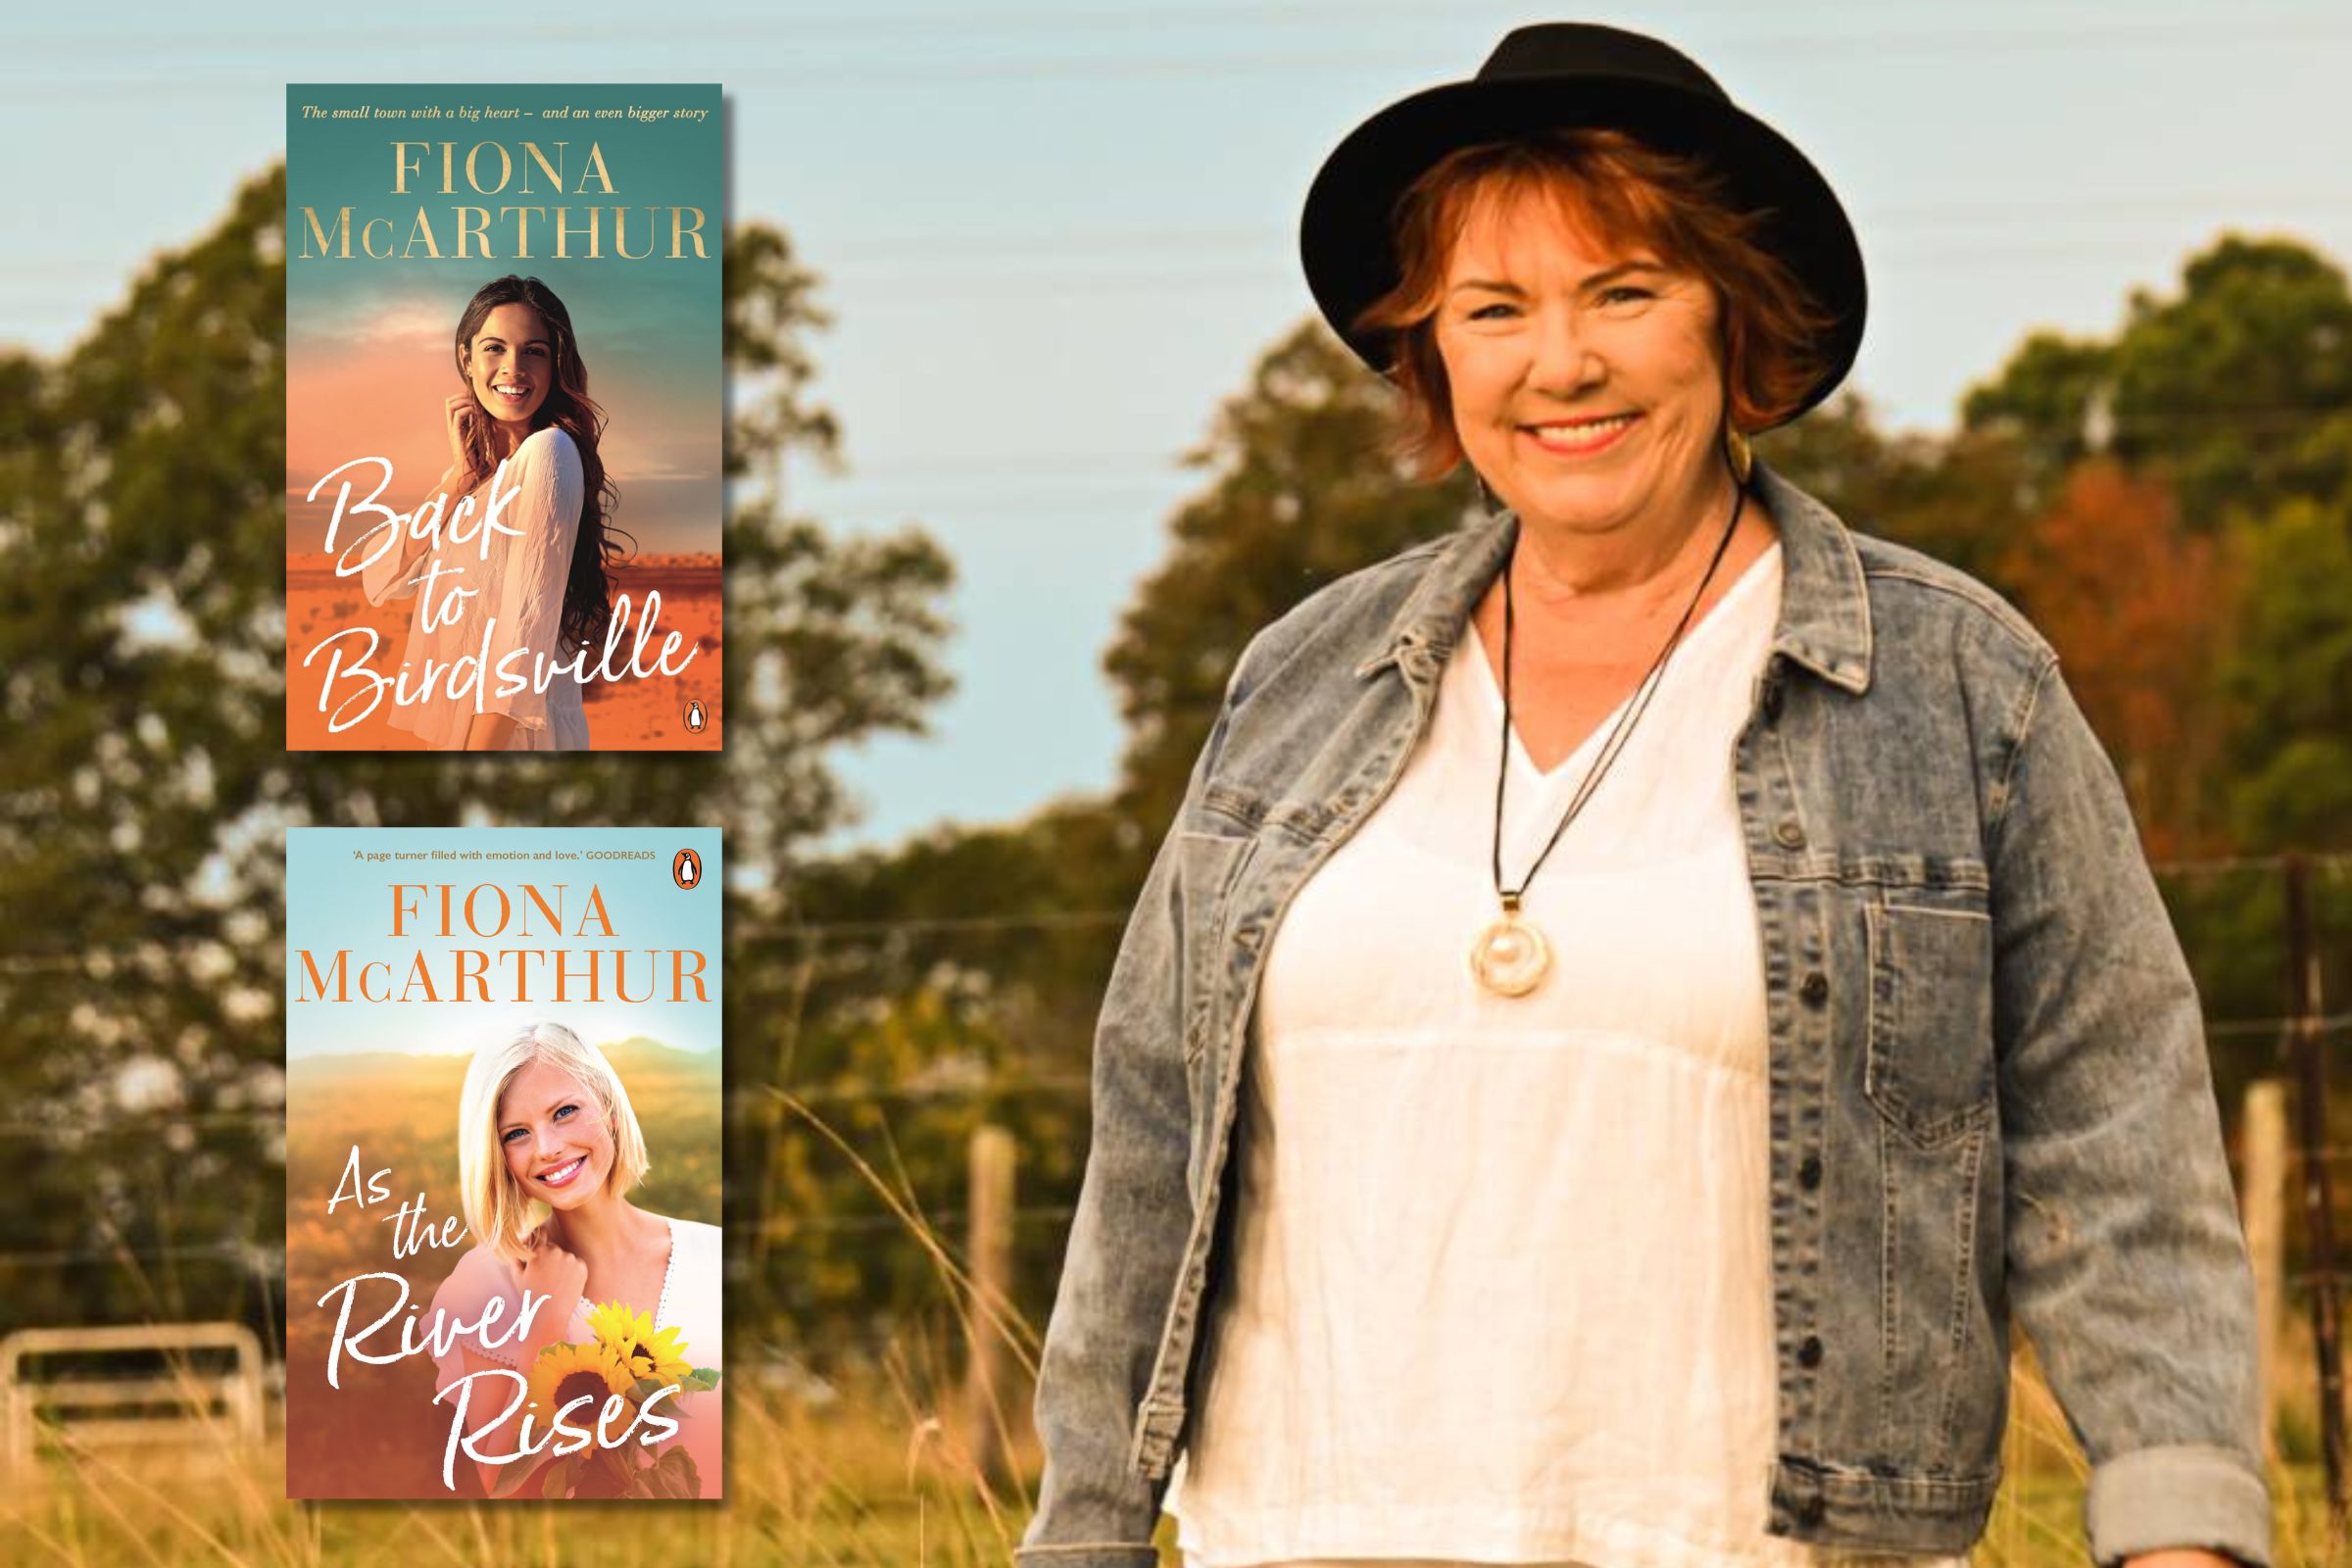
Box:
[1020,463,2270,1568]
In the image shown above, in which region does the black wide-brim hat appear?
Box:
[1300,23,1866,429]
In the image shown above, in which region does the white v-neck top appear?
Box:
[1169,544,1964,1568]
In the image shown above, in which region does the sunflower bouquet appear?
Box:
[492,1300,721,1499]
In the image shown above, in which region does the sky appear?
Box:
[9,1,2352,848]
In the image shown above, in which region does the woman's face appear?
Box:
[463,302,554,430]
[497,1058,613,1212]
[1433,185,1728,544]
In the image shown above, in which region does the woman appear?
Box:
[1022,24,2266,1568]
[362,274,626,751]
[428,1021,720,1498]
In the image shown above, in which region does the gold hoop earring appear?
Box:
[1725,425,1753,485]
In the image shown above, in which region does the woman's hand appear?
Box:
[445,390,481,476]
[515,1230,586,1353]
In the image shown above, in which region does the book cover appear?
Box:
[284,827,723,1499]
[284,86,722,751]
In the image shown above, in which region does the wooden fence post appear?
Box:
[965,1123,1016,1483]
[2243,1078,2286,1459]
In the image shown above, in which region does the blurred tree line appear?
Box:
[4,162,2349,1373]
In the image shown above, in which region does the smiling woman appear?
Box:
[424,1021,721,1498]
[357,274,631,752]
[1359,129,1834,494]
[1021,22,2268,1568]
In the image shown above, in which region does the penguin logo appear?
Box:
[672,848,702,890]
[684,699,707,734]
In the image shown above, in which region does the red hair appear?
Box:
[1355,128,1836,480]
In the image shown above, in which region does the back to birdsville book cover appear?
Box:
[284,85,722,752]
[284,827,723,1499]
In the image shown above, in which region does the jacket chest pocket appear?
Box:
[1864,899,1996,1149]
[1176,830,1257,1075]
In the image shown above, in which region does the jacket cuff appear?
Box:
[2084,1445,2272,1568]
[1012,1546,1159,1568]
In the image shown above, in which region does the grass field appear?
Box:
[23,1074,2330,1560]
[3,1362,2338,1567]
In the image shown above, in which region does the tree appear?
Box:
[1106,321,1474,827]
[1956,331,2113,506]
[0,165,954,1334]
[1757,390,2034,589]
[2223,496,2352,851]
[1996,460,2238,858]
[1964,235,2352,525]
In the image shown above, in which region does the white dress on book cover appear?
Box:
[361,424,592,752]
[429,1215,722,1498]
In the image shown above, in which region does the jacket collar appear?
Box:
[1353,459,1874,695]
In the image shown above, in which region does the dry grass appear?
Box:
[9,1089,2334,1565]
[2,1375,1019,1568]
[1,1370,2339,1567]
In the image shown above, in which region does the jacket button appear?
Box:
[1798,1153,1823,1189]
[1798,970,1828,1006]
[1774,818,1806,849]
[1797,1335,1824,1367]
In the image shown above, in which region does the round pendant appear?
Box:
[1470,910,1552,997]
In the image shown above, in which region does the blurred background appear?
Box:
[5,1,2352,1562]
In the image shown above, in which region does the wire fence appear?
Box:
[0,848,2347,1320]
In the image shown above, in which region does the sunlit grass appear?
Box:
[8,1091,2332,1565]
[1,1366,2335,1567]
[3,1374,1017,1568]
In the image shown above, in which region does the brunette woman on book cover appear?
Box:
[428,1022,720,1497]
[362,275,627,751]
[1019,23,2267,1568]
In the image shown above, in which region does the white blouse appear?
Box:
[1170,543,1966,1568]
[362,424,591,752]
[429,1214,723,1497]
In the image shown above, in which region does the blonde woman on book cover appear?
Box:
[428,1021,720,1498]
[362,274,628,752]
[1020,24,2266,1568]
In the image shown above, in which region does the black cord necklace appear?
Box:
[1469,475,1751,998]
